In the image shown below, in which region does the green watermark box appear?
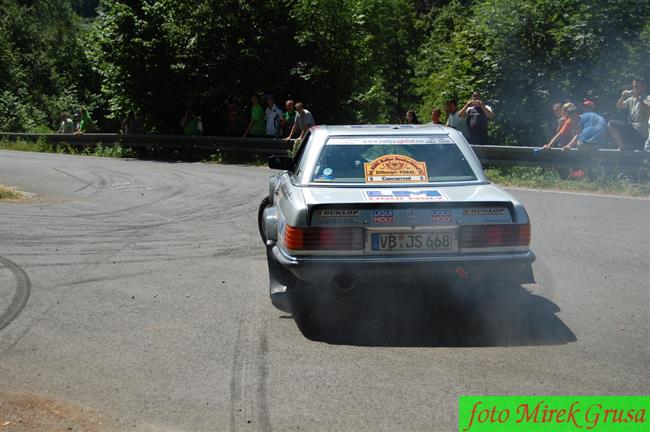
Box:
[459,396,649,431]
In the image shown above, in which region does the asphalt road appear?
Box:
[1,150,648,431]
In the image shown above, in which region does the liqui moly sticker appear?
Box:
[372,210,394,224]
[363,189,448,202]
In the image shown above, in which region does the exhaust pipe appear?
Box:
[330,273,359,293]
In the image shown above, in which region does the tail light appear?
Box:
[461,224,530,248]
[283,225,363,250]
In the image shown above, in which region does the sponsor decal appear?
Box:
[463,207,507,216]
[327,136,455,145]
[432,209,452,223]
[363,189,448,202]
[372,210,394,224]
[314,209,361,225]
[364,154,428,183]
[316,209,359,218]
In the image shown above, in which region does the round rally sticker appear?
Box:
[323,168,333,176]
[363,154,428,183]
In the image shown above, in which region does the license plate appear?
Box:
[370,232,453,251]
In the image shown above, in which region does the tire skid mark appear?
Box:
[51,168,97,193]
[0,256,31,331]
[229,312,272,432]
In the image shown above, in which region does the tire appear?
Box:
[258,196,271,244]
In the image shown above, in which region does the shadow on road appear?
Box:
[292,283,576,347]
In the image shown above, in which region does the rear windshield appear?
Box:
[312,136,477,184]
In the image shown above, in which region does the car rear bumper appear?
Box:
[271,245,535,285]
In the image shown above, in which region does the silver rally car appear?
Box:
[259,125,535,313]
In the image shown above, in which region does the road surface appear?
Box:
[0,150,648,431]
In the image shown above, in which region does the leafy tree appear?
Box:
[415,0,650,145]
[0,0,97,132]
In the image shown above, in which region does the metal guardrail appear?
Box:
[1,132,647,170]
[0,132,292,155]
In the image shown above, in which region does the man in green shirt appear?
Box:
[180,107,202,135]
[242,95,265,137]
[77,108,94,133]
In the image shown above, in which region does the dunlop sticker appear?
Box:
[463,208,507,216]
[364,154,428,183]
[315,209,359,218]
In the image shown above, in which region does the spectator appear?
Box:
[582,100,596,113]
[543,103,577,149]
[121,111,138,134]
[405,110,420,124]
[430,108,443,125]
[646,117,650,151]
[76,108,94,133]
[551,102,565,136]
[282,100,298,138]
[242,95,265,137]
[180,106,202,136]
[57,112,74,134]
[225,102,247,136]
[264,94,283,138]
[562,106,609,151]
[458,91,494,145]
[608,78,650,150]
[285,102,315,141]
[583,89,599,111]
[445,99,468,138]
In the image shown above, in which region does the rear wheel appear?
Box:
[258,196,271,244]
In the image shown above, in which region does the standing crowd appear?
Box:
[57,108,96,134]
[57,78,649,152]
[405,91,496,146]
[404,78,650,151]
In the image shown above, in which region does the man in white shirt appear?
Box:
[608,78,650,150]
[264,94,283,137]
[445,99,468,139]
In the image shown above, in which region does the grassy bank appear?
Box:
[0,185,27,200]
[0,138,135,158]
[485,166,650,198]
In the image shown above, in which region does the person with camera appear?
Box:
[458,91,494,145]
[180,106,203,136]
[608,78,650,150]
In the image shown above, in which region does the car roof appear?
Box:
[317,124,449,136]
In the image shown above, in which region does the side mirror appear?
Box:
[268,155,294,171]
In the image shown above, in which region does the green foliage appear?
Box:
[0,0,98,132]
[415,0,650,145]
[2,0,649,143]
